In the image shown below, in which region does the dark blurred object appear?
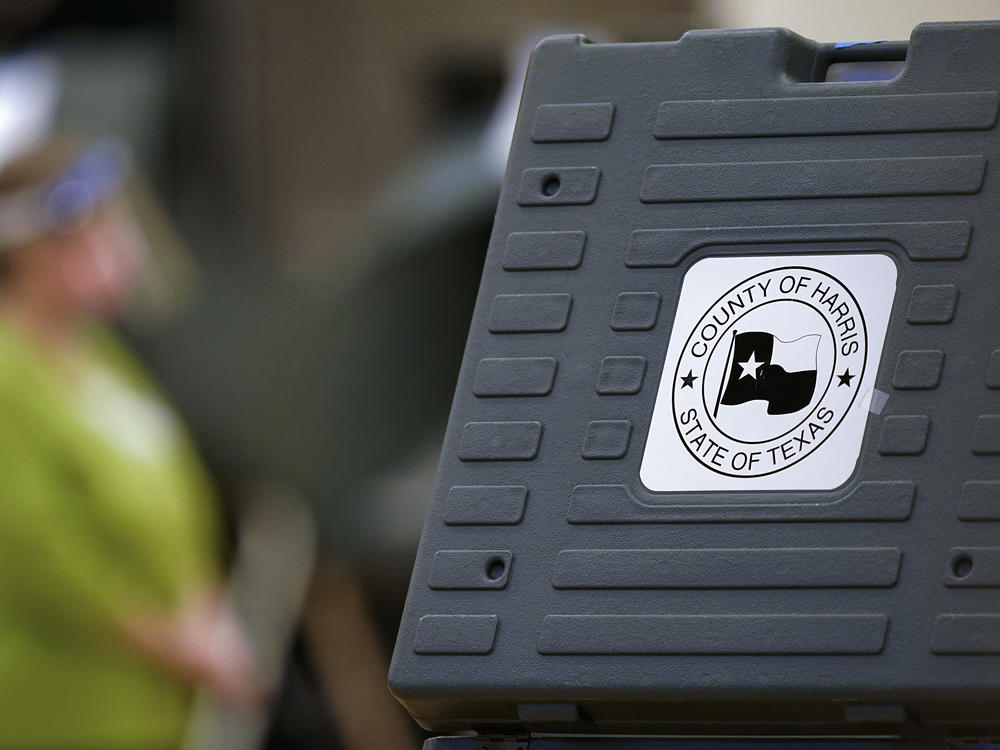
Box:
[0,1,58,45]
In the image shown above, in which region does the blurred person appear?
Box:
[0,140,263,749]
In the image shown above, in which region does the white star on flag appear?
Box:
[738,351,762,380]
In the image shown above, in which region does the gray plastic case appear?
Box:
[389,22,1000,738]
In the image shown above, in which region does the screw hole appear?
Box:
[952,553,973,578]
[542,175,560,196]
[486,557,506,581]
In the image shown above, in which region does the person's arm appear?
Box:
[0,414,263,709]
[119,589,265,709]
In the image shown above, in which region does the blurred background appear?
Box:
[0,1,996,748]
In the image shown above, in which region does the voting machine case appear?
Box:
[389,22,1000,738]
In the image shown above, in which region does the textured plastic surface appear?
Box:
[424,741,952,750]
[390,22,1000,737]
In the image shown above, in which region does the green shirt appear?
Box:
[0,321,221,748]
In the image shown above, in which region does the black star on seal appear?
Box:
[680,370,697,388]
[837,368,855,387]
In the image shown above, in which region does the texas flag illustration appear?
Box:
[716,331,820,416]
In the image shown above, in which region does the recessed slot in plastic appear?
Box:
[820,41,908,82]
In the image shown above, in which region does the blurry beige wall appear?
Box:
[182,0,701,264]
[182,0,1000,267]
[707,0,999,40]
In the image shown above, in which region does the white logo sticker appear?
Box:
[640,254,897,492]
